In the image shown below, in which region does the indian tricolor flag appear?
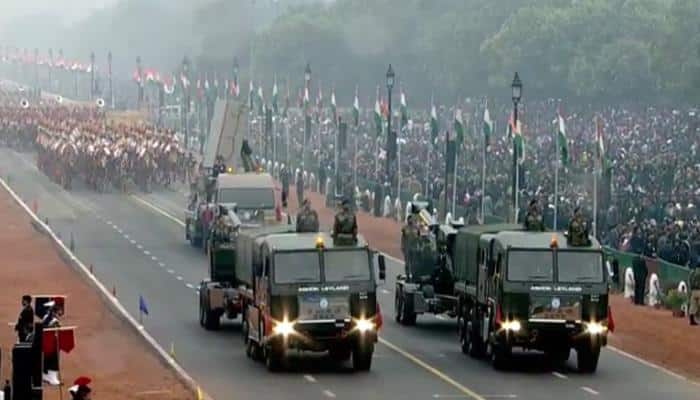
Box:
[557,110,569,165]
[374,91,383,136]
[352,86,360,127]
[483,103,493,150]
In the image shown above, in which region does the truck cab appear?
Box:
[456,228,610,373]
[244,232,386,372]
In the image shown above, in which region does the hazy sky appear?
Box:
[0,0,121,23]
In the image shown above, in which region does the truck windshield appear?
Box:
[557,251,604,283]
[323,250,371,282]
[274,252,321,284]
[217,188,275,209]
[507,250,553,282]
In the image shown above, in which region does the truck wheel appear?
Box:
[489,343,510,370]
[265,342,285,372]
[202,300,221,331]
[577,344,600,373]
[242,318,249,345]
[352,341,374,372]
[400,294,417,326]
[465,316,484,358]
[198,298,206,327]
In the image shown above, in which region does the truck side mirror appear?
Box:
[377,254,386,281]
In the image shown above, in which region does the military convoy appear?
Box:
[397,207,611,373]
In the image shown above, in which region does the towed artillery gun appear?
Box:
[395,202,463,325]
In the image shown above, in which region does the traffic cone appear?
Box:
[169,342,176,360]
[111,285,117,297]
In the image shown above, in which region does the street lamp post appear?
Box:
[303,63,311,172]
[511,72,522,223]
[385,64,395,196]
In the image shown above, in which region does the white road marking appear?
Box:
[322,390,336,398]
[115,228,122,234]
[106,220,113,225]
[303,374,316,383]
[167,269,175,274]
[185,283,194,289]
[580,387,599,396]
[151,256,158,261]
[551,372,568,379]
[124,234,130,239]
[130,239,136,245]
[176,276,184,281]
[158,262,166,268]
[144,250,151,255]
[136,244,143,250]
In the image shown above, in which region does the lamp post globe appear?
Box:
[386,64,395,91]
[511,72,522,105]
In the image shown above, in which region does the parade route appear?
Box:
[2,147,698,400]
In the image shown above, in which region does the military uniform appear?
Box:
[14,299,34,342]
[296,204,320,233]
[524,211,545,231]
[568,214,591,246]
[689,268,700,325]
[333,202,358,245]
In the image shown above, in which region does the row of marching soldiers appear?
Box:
[0,96,196,193]
[11,295,92,399]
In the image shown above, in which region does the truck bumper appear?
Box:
[269,321,377,352]
[495,322,608,351]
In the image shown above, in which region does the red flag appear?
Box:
[43,327,76,355]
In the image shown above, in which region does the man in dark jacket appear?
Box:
[14,294,34,342]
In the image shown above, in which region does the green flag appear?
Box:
[400,89,408,128]
[454,107,464,144]
[557,112,569,165]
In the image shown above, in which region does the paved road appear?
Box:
[2,148,698,400]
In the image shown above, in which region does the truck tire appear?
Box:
[352,341,374,372]
[399,293,417,326]
[266,341,285,372]
[464,310,484,358]
[577,344,600,373]
[489,343,510,370]
[201,298,221,330]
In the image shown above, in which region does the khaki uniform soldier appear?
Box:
[401,215,419,257]
[689,268,700,326]
[568,207,591,246]
[333,199,358,245]
[524,199,545,231]
[296,199,320,233]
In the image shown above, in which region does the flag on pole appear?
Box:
[139,295,149,316]
[330,89,337,124]
[513,119,525,164]
[257,85,264,116]
[272,79,279,115]
[303,86,310,114]
[374,89,383,136]
[454,107,465,144]
[400,89,408,128]
[352,86,360,127]
[557,110,569,165]
[596,116,607,172]
[430,99,439,145]
[483,103,493,150]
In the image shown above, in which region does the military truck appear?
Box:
[199,225,296,330]
[452,225,611,372]
[241,231,386,372]
[395,203,462,325]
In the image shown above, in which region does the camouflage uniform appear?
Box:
[296,203,320,233]
[524,211,545,231]
[568,214,591,246]
[333,202,358,245]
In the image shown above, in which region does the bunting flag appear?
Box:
[483,102,493,150]
[352,86,360,127]
[557,109,569,165]
[454,107,465,144]
[374,88,383,136]
[400,89,408,128]
[43,326,76,355]
[272,79,279,115]
[430,99,438,145]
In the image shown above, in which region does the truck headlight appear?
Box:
[502,320,521,332]
[585,321,606,335]
[355,318,375,333]
[273,319,295,337]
